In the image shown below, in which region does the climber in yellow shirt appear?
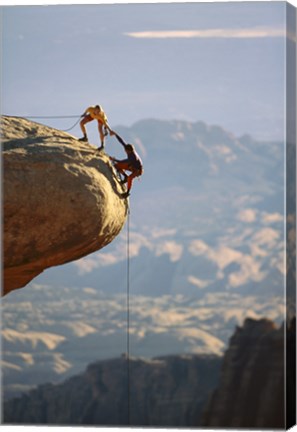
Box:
[79,105,113,150]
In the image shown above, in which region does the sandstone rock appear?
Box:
[2,116,128,295]
[202,317,288,429]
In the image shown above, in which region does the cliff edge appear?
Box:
[2,116,128,295]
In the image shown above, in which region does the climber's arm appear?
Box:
[114,133,128,148]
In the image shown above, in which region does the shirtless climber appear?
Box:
[110,133,143,198]
[79,105,114,150]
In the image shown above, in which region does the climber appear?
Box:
[110,133,143,198]
[79,105,114,150]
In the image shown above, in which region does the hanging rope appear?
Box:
[126,206,131,424]
[127,207,130,352]
[61,116,82,132]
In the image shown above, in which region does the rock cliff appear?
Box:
[202,317,289,429]
[2,116,128,295]
[2,354,221,426]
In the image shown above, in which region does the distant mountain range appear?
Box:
[3,353,221,426]
[1,118,288,400]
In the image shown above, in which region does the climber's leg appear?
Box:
[97,122,106,150]
[79,115,93,141]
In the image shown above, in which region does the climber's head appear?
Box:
[126,144,135,153]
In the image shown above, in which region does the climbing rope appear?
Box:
[4,114,82,133]
[126,206,131,423]
[25,115,82,132]
[127,207,130,353]
[60,117,82,132]
[19,115,80,119]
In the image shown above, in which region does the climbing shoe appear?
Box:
[121,191,130,199]
[79,136,88,142]
[97,145,105,152]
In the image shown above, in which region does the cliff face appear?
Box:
[202,318,287,429]
[2,116,128,295]
[3,354,221,426]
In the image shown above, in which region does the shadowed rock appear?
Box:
[3,354,221,426]
[202,317,288,429]
[2,116,128,295]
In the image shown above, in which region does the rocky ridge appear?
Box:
[3,354,221,426]
[3,318,294,428]
[202,317,290,429]
[2,116,128,295]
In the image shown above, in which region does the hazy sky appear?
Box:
[1,1,290,140]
